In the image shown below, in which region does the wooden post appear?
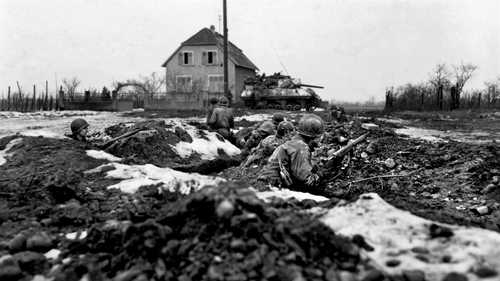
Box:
[33,84,36,111]
[223,0,229,102]
[7,86,10,111]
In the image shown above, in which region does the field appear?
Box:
[0,108,499,281]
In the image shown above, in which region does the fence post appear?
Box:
[7,86,10,111]
[32,85,36,111]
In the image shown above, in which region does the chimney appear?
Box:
[210,25,216,33]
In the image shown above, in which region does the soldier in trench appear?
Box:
[257,114,326,190]
[207,96,235,141]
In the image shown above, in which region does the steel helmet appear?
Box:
[70,118,89,134]
[209,97,219,105]
[277,121,294,136]
[272,113,285,124]
[219,96,229,106]
[258,121,275,135]
[297,114,324,138]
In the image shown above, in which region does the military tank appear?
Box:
[240,73,326,111]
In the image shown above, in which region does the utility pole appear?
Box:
[223,0,229,101]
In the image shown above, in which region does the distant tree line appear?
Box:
[385,63,500,111]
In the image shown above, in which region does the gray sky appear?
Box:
[1,0,499,102]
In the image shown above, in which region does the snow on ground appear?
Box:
[395,127,499,144]
[377,117,409,125]
[86,162,224,194]
[0,110,144,139]
[86,150,122,162]
[321,193,500,281]
[254,187,329,202]
[0,138,22,166]
[161,119,241,160]
[234,113,272,122]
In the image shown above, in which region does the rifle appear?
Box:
[98,128,146,150]
[325,133,369,162]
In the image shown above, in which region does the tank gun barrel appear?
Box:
[298,83,324,89]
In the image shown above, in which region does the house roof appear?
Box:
[161,27,258,70]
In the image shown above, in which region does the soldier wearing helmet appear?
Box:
[207,96,234,140]
[70,118,90,142]
[258,114,324,189]
[243,121,295,167]
[206,97,219,124]
[241,113,286,156]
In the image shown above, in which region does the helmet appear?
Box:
[272,113,285,124]
[71,118,89,134]
[258,121,275,135]
[209,97,219,105]
[297,114,324,138]
[277,121,294,136]
[219,96,229,106]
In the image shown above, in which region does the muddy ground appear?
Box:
[0,109,499,281]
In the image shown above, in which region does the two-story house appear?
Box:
[161,26,258,104]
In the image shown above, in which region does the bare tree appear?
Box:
[453,63,477,94]
[428,64,451,110]
[450,63,477,110]
[62,77,81,101]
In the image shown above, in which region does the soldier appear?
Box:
[241,113,286,156]
[207,96,234,140]
[243,121,294,167]
[206,97,219,124]
[258,114,324,189]
[69,118,90,142]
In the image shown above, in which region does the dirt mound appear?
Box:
[104,120,240,174]
[54,183,365,281]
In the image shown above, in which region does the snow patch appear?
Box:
[234,114,272,122]
[321,193,500,281]
[255,187,329,202]
[90,162,224,194]
[44,249,61,260]
[162,119,240,160]
[396,127,446,142]
[86,150,122,162]
[20,129,68,139]
[377,117,408,125]
[0,138,22,166]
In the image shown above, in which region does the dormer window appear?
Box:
[179,51,193,65]
[203,50,218,65]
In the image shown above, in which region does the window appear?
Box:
[208,75,224,92]
[178,51,193,65]
[176,75,192,92]
[203,50,218,65]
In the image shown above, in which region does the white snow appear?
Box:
[65,230,87,240]
[88,162,224,194]
[254,187,329,202]
[396,127,446,142]
[44,249,61,260]
[395,126,499,144]
[86,150,122,162]
[161,119,241,160]
[0,138,22,166]
[377,117,408,125]
[234,114,272,122]
[321,193,500,281]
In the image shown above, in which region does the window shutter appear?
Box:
[213,52,218,64]
[202,51,207,65]
[178,52,183,65]
[188,53,193,65]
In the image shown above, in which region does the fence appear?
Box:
[144,91,225,111]
[0,86,133,112]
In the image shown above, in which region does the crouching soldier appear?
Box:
[257,114,325,190]
[207,96,234,140]
[243,121,294,167]
[69,118,90,142]
[241,113,286,157]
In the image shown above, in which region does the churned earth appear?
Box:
[0,109,499,281]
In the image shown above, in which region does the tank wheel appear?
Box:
[285,104,293,111]
[293,105,302,111]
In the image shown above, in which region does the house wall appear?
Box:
[164,45,236,94]
[234,66,256,105]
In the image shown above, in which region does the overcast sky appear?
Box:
[1,0,499,102]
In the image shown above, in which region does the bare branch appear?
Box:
[453,63,478,93]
